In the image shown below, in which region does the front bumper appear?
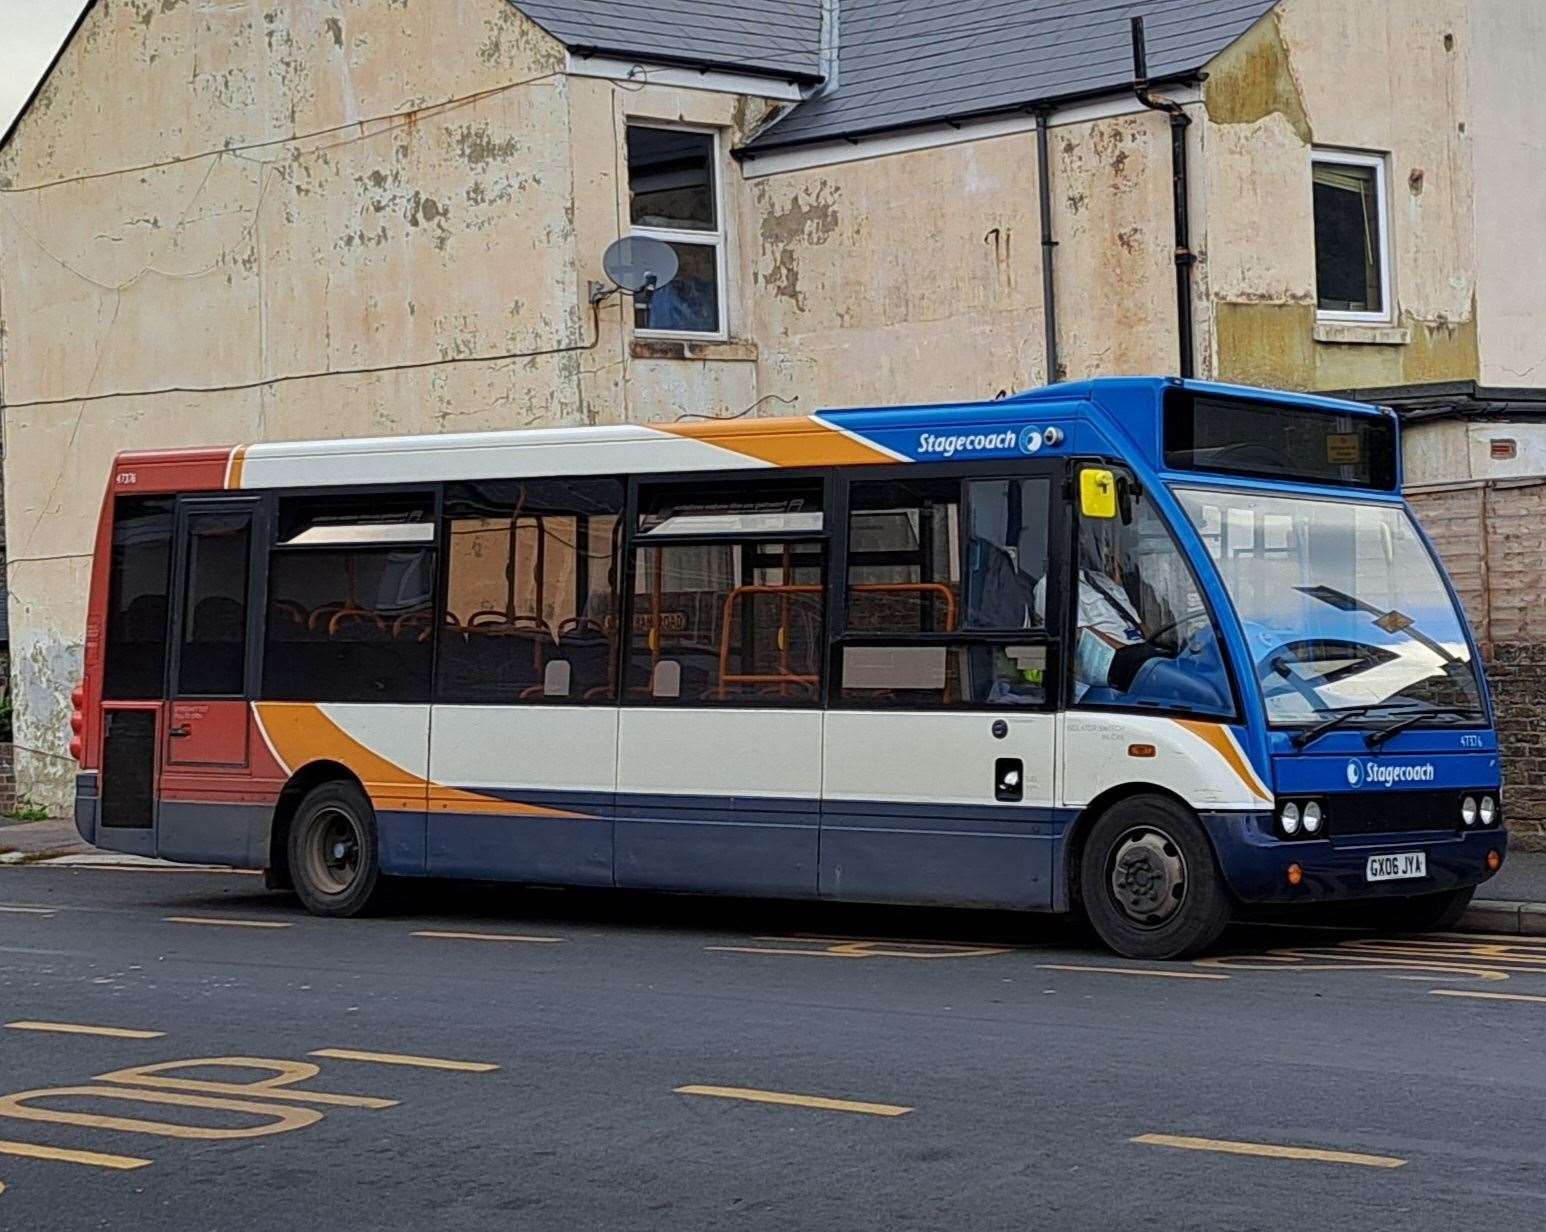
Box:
[1201,811,1506,905]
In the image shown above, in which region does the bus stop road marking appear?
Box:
[0,1139,151,1171]
[675,1086,912,1117]
[707,937,1009,960]
[1132,1133,1405,1169]
[163,916,292,929]
[1430,989,1546,1006]
[6,1022,164,1040]
[309,1048,499,1073]
[410,930,562,944]
[1038,963,1229,981]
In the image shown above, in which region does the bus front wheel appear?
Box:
[288,781,383,918]
[1079,795,1232,960]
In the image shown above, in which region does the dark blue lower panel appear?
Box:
[1202,811,1508,904]
[821,803,1063,909]
[159,801,269,867]
[615,796,818,897]
[426,813,610,885]
[74,773,99,846]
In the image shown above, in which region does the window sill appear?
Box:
[631,338,759,362]
[1313,321,1411,346]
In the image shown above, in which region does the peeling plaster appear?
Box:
[1204,11,1313,146]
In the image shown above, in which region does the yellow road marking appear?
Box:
[164,915,291,929]
[1132,1133,1405,1169]
[310,1048,499,1073]
[7,1021,164,1040]
[1430,989,1546,1006]
[1039,963,1229,981]
[95,1058,398,1109]
[410,930,561,944]
[0,1085,321,1140]
[708,935,1008,960]
[675,1085,911,1117]
[0,906,54,915]
[0,1139,150,1171]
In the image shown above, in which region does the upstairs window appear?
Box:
[626,125,726,339]
[1313,150,1390,320]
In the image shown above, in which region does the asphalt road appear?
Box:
[2,866,1545,1230]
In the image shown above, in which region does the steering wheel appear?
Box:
[1141,606,1212,651]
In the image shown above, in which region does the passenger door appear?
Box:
[160,498,263,864]
[820,469,1064,908]
[613,476,827,897]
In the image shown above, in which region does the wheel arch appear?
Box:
[1059,782,1210,913]
[266,760,366,888]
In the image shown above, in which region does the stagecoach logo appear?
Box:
[1347,758,1437,788]
[914,427,1044,458]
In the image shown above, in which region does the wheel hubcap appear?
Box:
[1109,827,1187,928]
[304,807,362,896]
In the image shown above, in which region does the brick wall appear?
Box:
[1409,479,1546,848]
[0,745,16,817]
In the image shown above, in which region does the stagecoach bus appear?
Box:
[70,377,1506,957]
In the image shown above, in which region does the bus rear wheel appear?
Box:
[288,781,383,918]
[1079,795,1232,960]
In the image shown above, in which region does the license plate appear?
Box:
[1366,852,1427,882]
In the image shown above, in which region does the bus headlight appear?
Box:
[1479,796,1497,827]
[1280,802,1301,836]
[1302,801,1323,835]
[1461,796,1478,827]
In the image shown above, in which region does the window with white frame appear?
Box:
[1312,149,1391,320]
[625,125,727,339]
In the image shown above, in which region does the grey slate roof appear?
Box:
[746,0,1278,151]
[514,0,825,80]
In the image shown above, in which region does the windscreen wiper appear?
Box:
[1364,706,1484,749]
[1290,705,1383,750]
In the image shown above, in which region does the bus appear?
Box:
[69,377,1506,958]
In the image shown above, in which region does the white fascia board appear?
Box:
[564,52,806,103]
[738,87,1203,179]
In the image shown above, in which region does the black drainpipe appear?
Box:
[1130,15,1196,380]
[1034,107,1061,384]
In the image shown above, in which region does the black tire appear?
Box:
[287,781,383,918]
[1368,886,1474,934]
[1078,794,1232,960]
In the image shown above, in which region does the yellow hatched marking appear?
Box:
[1194,935,1546,982]
[1039,963,1229,981]
[675,1085,911,1117]
[1430,989,1546,1006]
[7,1021,164,1040]
[411,930,561,944]
[1133,1133,1405,1169]
[0,1139,150,1171]
[164,916,291,929]
[310,1048,499,1073]
[0,906,54,916]
[708,935,1008,960]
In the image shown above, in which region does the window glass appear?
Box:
[437,479,622,704]
[627,127,715,230]
[965,477,1050,629]
[847,478,961,634]
[105,496,175,700]
[263,549,434,704]
[178,511,251,697]
[630,541,823,704]
[278,492,432,545]
[1313,158,1384,314]
[640,480,822,537]
[1070,475,1232,717]
[634,241,719,334]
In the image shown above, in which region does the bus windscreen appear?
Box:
[1163,391,1397,490]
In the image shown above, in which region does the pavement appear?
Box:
[4,865,1546,1229]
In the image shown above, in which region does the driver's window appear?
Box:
[1072,478,1233,717]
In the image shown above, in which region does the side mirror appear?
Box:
[1080,468,1117,520]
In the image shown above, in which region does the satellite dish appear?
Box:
[602,236,678,295]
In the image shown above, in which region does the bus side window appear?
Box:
[436,479,623,706]
[105,496,176,700]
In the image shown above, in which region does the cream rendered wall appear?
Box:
[0,1,777,808]
[1201,0,1479,393]
[1469,1,1546,391]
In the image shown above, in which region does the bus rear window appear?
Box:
[105,496,175,699]
[1163,391,1397,490]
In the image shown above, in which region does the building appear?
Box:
[1,0,1542,825]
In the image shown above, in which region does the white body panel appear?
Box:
[616,708,823,799]
[428,706,617,794]
[318,703,431,777]
[821,711,1055,806]
[1058,712,1270,810]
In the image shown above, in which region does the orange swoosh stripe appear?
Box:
[1175,719,1271,803]
[226,445,248,489]
[658,416,897,467]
